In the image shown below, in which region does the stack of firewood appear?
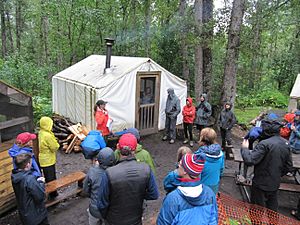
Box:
[52,114,87,154]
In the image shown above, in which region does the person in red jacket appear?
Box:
[94,100,110,137]
[182,97,196,147]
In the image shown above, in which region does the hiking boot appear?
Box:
[183,139,189,144]
[162,136,168,141]
[169,139,175,144]
[189,141,194,147]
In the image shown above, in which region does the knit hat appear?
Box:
[181,153,206,178]
[118,133,137,151]
[16,132,36,145]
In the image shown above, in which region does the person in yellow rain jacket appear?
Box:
[38,116,60,199]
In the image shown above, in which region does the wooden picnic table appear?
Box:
[231,148,300,202]
[232,148,300,169]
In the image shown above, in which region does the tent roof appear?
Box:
[290,74,300,98]
[53,55,159,88]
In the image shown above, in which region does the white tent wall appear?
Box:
[95,69,136,132]
[288,74,300,112]
[94,61,186,132]
[52,55,187,133]
[53,77,95,130]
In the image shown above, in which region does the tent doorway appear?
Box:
[136,72,161,135]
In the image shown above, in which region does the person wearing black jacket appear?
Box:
[11,153,48,225]
[218,102,236,148]
[241,120,293,212]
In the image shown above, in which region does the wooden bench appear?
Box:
[279,183,300,193]
[45,171,86,207]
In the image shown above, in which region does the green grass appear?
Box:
[234,106,286,125]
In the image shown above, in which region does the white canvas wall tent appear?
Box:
[52,55,187,135]
[288,74,300,111]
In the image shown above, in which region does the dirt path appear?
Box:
[1,128,299,224]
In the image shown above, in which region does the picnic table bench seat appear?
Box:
[45,171,86,207]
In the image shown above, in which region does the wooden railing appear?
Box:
[139,103,155,130]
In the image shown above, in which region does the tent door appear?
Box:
[136,72,161,135]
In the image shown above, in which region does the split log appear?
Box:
[73,145,82,153]
[65,136,79,154]
[53,123,69,134]
[249,111,267,125]
[53,132,69,138]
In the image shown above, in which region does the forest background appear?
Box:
[0,0,299,124]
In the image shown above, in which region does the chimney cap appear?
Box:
[105,38,115,46]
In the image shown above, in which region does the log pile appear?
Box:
[52,114,88,154]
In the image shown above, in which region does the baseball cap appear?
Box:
[16,132,37,145]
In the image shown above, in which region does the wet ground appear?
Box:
[0,127,299,224]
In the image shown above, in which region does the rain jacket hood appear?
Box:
[40,116,53,132]
[167,88,175,99]
[9,144,41,177]
[197,144,222,157]
[200,93,207,102]
[224,102,232,110]
[186,97,193,106]
[177,185,206,205]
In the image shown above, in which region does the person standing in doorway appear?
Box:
[195,93,212,135]
[94,100,110,137]
[162,88,181,144]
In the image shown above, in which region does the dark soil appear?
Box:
[0,127,299,225]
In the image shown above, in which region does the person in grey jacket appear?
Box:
[163,88,181,144]
[195,93,212,132]
[83,147,115,225]
[218,102,236,149]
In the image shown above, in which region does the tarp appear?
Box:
[52,55,187,132]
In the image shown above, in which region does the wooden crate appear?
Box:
[0,139,16,215]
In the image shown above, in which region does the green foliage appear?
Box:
[236,88,288,109]
[32,96,52,125]
[0,54,54,98]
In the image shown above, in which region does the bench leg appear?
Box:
[78,180,83,188]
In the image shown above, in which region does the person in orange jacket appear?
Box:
[182,97,196,147]
[94,100,110,137]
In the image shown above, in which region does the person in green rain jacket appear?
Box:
[38,116,60,199]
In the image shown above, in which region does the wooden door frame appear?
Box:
[135,71,161,135]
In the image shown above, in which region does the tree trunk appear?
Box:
[194,0,204,103]
[220,0,246,106]
[179,0,190,93]
[249,0,263,90]
[5,9,14,53]
[0,0,7,57]
[15,0,22,52]
[144,0,151,57]
[40,0,49,64]
[202,0,213,100]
